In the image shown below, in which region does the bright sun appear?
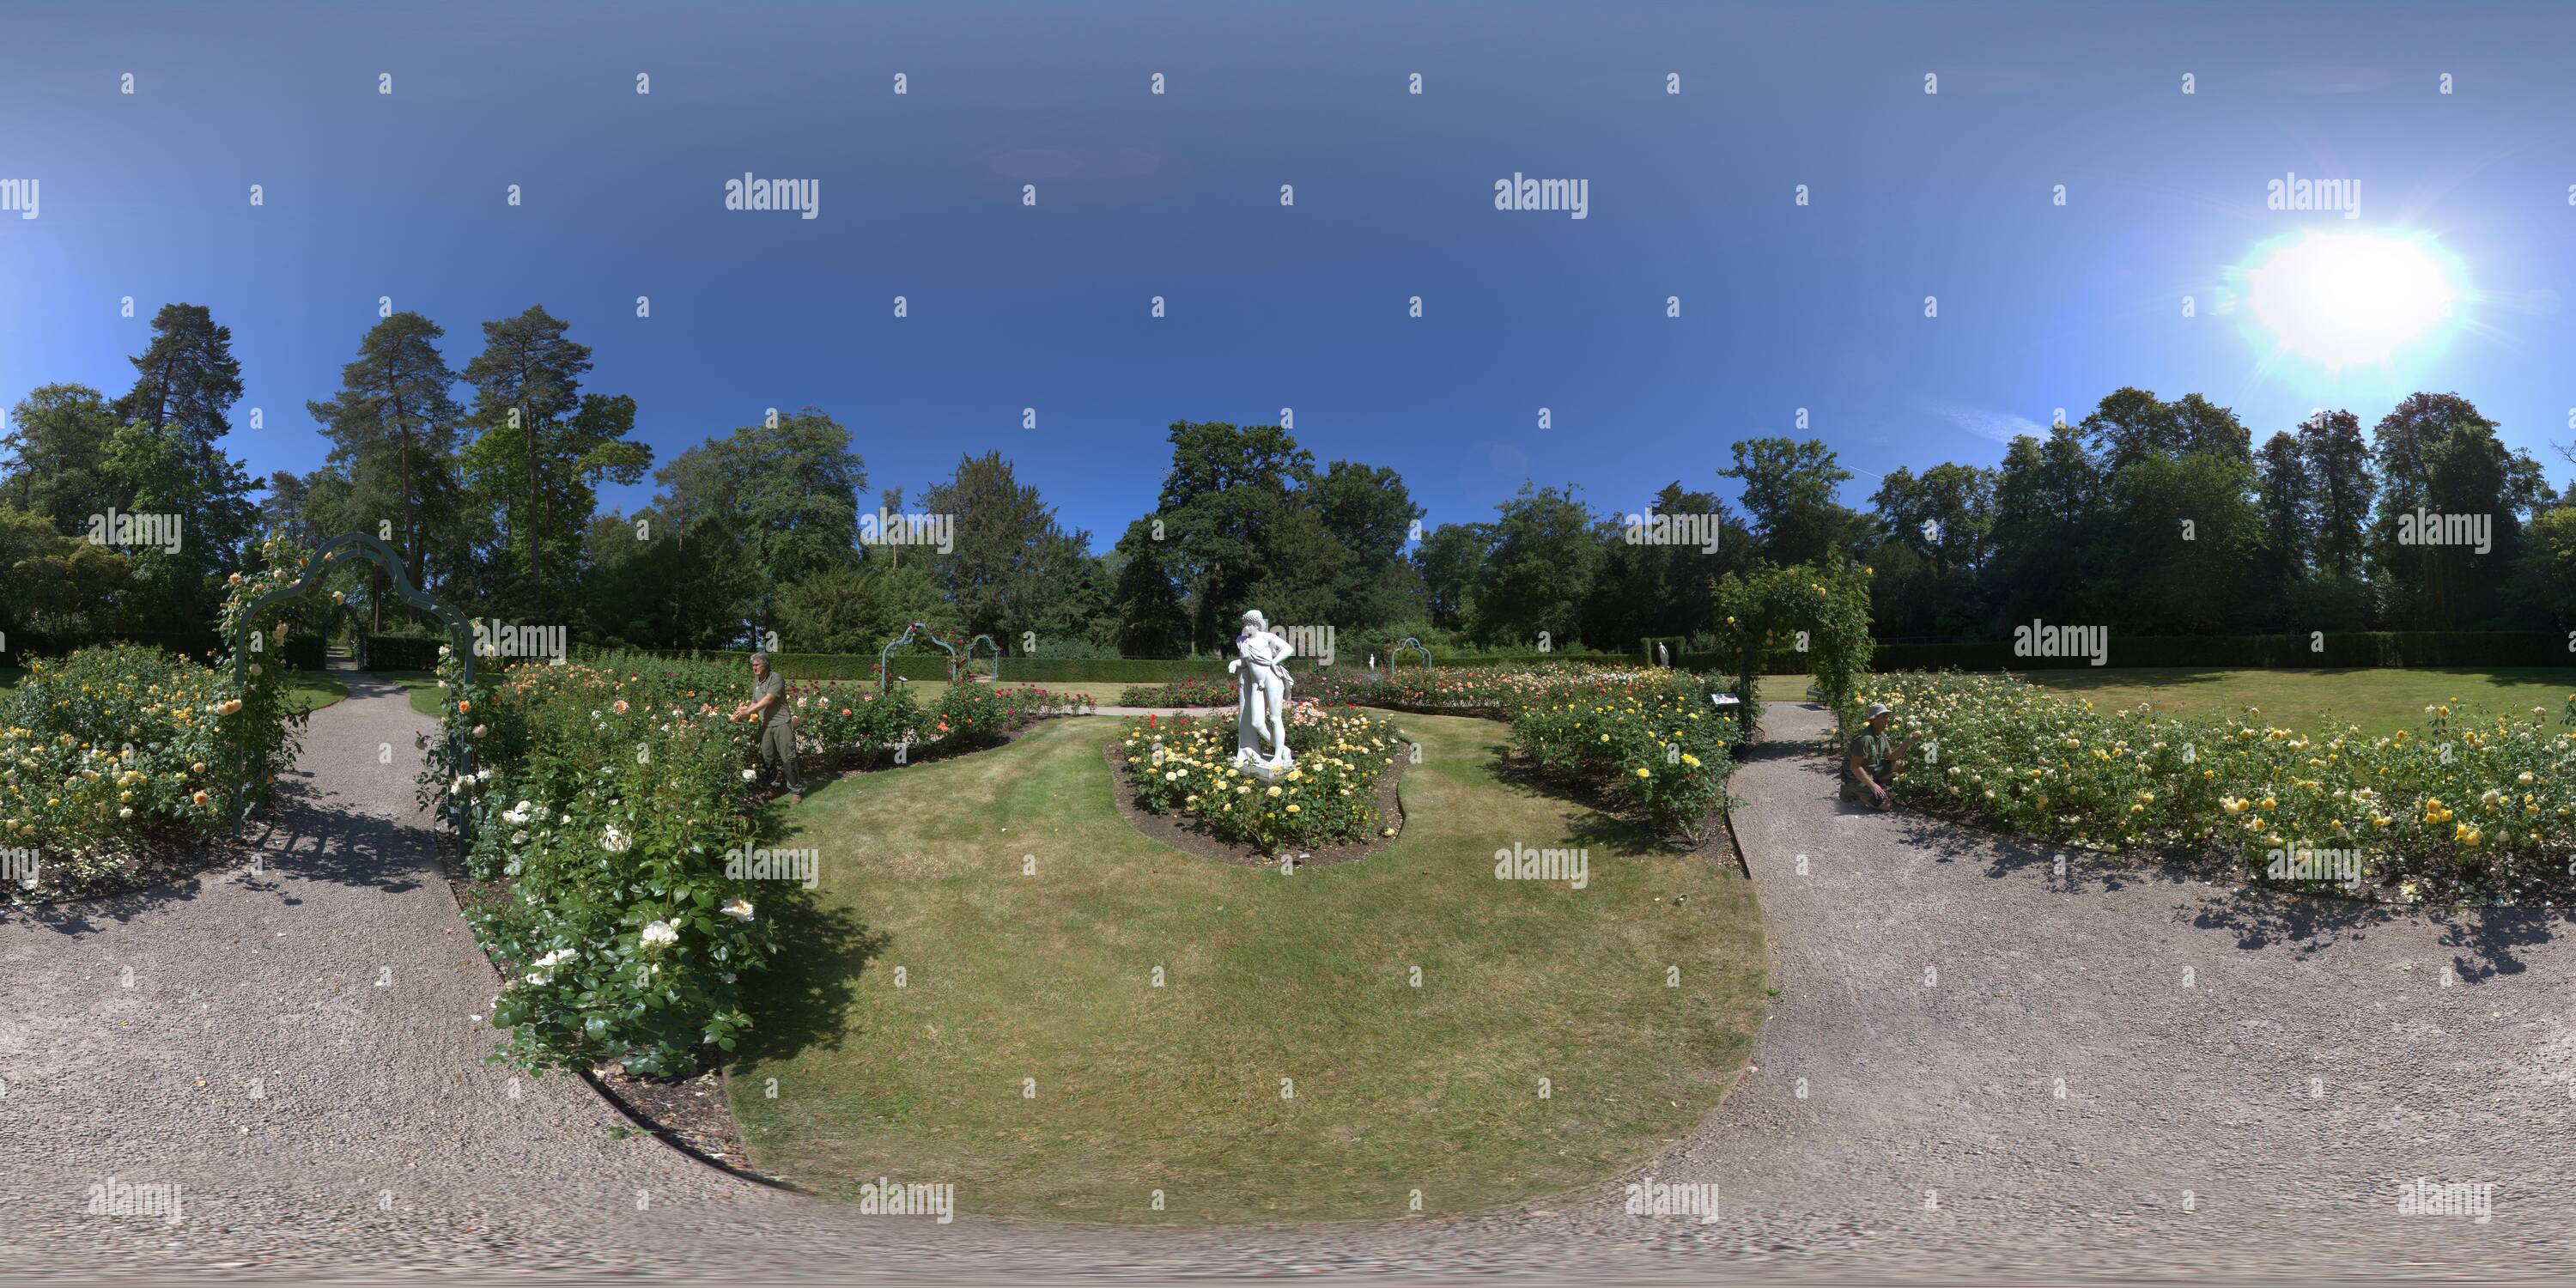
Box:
[2239,230,2464,370]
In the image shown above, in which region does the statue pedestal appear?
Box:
[1233,753,1288,783]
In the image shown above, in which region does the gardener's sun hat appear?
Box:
[1863,702,1892,720]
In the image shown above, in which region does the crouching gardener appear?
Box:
[1843,702,1917,811]
[732,651,805,805]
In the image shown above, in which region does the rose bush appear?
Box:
[1863,671,2576,903]
[1509,675,1739,838]
[419,649,777,1076]
[794,680,921,766]
[424,655,1100,1073]
[4,538,307,898]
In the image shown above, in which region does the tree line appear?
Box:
[4,303,2573,660]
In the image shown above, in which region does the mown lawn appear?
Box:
[285,669,349,713]
[376,669,447,719]
[728,710,1767,1224]
[1997,665,2575,736]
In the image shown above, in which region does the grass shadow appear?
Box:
[735,894,889,1066]
[2010,666,2239,697]
[1484,745,1701,856]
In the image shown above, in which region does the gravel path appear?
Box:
[4,688,2571,1281]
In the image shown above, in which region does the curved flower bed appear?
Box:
[796,679,1091,762]
[1320,665,1740,836]
[1865,671,2576,904]
[1117,665,1741,847]
[1510,684,1736,838]
[422,652,1092,1075]
[3,647,240,895]
[1116,704,1404,852]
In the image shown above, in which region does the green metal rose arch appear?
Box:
[227,532,479,838]
[965,633,1002,683]
[1709,555,1874,743]
[877,619,963,690]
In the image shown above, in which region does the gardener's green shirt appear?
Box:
[753,671,792,727]
[1846,728,1891,781]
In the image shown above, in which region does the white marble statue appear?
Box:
[1229,610,1297,773]
[1657,641,1670,668]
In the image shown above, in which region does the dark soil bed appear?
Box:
[585,1061,788,1186]
[437,834,787,1187]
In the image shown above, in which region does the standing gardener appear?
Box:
[732,651,805,805]
[1843,702,1917,811]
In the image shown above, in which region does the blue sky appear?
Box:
[5,0,2574,547]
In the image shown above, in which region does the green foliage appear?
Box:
[1,539,308,894]
[0,503,130,636]
[1112,422,1428,655]
[1585,483,1752,647]
[114,303,246,458]
[930,682,1013,748]
[1712,557,1874,737]
[0,384,122,530]
[216,535,319,813]
[653,407,865,598]
[1121,675,1236,707]
[306,312,470,625]
[1467,481,1602,647]
[2505,507,2576,630]
[1305,459,1425,630]
[1866,463,1994,636]
[1409,522,1490,631]
[775,562,943,655]
[1718,437,1864,567]
[793,679,920,762]
[1867,631,2566,671]
[914,450,1108,645]
[459,306,651,615]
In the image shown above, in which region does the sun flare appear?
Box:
[2239,230,2465,370]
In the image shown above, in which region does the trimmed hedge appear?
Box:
[382,631,2568,687]
[279,634,327,671]
[4,629,326,671]
[568,649,1643,684]
[4,629,226,663]
[362,635,449,671]
[1681,631,2571,675]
